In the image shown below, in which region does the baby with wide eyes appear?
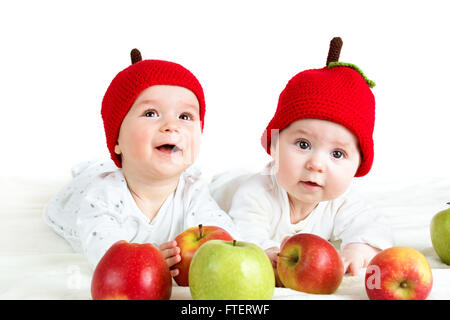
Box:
[273,118,362,217]
[220,38,393,282]
[114,84,202,185]
[43,49,239,273]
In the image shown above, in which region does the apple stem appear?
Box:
[233,240,236,246]
[277,253,288,259]
[447,202,450,206]
[198,224,203,238]
[326,37,343,66]
[400,281,408,289]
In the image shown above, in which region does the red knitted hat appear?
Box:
[261,38,375,177]
[101,49,205,168]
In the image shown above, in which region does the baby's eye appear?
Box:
[144,109,158,117]
[179,112,193,121]
[332,150,345,159]
[296,140,310,150]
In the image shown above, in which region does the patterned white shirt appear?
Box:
[43,159,239,269]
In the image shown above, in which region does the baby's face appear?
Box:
[271,119,361,206]
[115,85,201,179]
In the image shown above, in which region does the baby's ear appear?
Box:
[114,142,122,155]
[269,130,280,157]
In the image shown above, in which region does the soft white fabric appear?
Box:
[210,161,394,251]
[0,172,449,300]
[42,160,239,269]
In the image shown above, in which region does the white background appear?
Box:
[1,0,449,182]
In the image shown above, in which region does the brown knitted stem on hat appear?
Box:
[130,48,142,64]
[326,37,343,66]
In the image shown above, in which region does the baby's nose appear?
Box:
[161,119,179,133]
[305,154,326,173]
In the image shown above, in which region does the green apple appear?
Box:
[189,240,275,300]
[430,203,450,265]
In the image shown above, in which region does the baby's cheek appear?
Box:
[133,128,158,156]
[326,171,354,199]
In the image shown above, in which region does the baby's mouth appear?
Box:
[300,180,322,189]
[155,144,182,153]
[303,181,320,187]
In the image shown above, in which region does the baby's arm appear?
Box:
[76,202,137,269]
[332,191,393,276]
[341,242,381,276]
[185,179,241,239]
[227,185,280,250]
[159,240,181,277]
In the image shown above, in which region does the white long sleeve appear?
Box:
[330,190,394,250]
[43,159,239,269]
[213,161,393,251]
[228,181,281,250]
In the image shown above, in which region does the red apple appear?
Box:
[91,240,172,300]
[365,246,433,300]
[172,224,233,286]
[276,233,344,294]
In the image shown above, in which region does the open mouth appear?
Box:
[156,144,181,153]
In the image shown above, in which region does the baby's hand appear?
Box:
[159,240,181,278]
[265,247,279,268]
[341,243,381,276]
[265,247,284,287]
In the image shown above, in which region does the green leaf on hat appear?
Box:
[327,62,376,88]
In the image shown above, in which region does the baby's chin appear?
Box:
[122,156,194,180]
[146,158,194,178]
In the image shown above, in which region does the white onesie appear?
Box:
[43,159,240,269]
[210,161,393,251]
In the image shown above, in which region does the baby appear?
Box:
[43,49,239,274]
[217,38,393,280]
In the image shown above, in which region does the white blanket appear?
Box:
[1,175,449,300]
